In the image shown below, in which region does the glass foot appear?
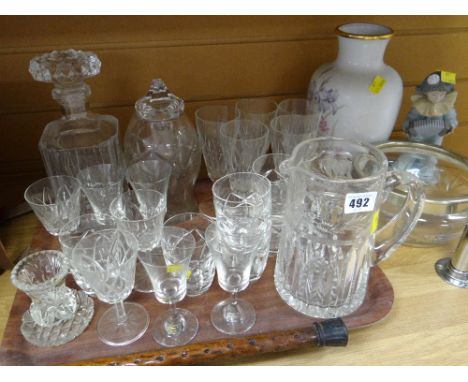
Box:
[134,260,154,293]
[210,297,256,335]
[152,308,199,347]
[20,290,94,347]
[97,302,149,347]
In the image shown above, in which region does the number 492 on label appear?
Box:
[344,192,378,214]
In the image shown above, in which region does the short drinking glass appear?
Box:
[24,175,81,236]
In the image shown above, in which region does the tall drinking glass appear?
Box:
[220,119,269,173]
[139,227,198,347]
[270,114,318,156]
[206,223,256,335]
[72,228,149,346]
[235,98,277,127]
[252,153,289,255]
[195,105,238,181]
[78,163,125,220]
[126,159,172,197]
[24,175,81,236]
[212,172,271,281]
[276,98,310,116]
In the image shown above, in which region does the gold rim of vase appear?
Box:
[335,23,394,40]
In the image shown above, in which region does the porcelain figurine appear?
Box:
[402,71,458,146]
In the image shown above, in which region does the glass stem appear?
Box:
[232,290,239,305]
[114,301,128,326]
[170,302,178,318]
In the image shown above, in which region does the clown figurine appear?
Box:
[396,71,458,184]
[402,71,458,145]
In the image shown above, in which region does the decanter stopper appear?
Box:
[28,49,101,86]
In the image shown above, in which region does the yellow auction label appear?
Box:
[441,71,456,85]
[186,270,192,280]
[167,264,183,273]
[369,75,386,94]
[370,210,380,234]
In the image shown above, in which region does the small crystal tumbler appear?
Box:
[11,250,94,347]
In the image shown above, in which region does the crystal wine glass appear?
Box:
[126,159,172,198]
[138,227,198,347]
[164,212,216,297]
[24,175,81,236]
[212,172,272,281]
[72,228,149,346]
[58,213,116,295]
[205,223,256,335]
[110,189,167,293]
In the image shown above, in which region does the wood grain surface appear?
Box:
[1,220,467,365]
[0,180,395,366]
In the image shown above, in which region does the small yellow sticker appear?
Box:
[167,264,183,273]
[186,270,192,280]
[370,210,380,234]
[441,71,456,85]
[369,75,386,94]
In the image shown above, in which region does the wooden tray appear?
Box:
[0,180,394,365]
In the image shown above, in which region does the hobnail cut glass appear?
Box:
[29,49,101,85]
[11,250,94,347]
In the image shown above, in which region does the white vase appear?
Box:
[307,23,403,143]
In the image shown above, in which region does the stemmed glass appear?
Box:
[72,228,149,346]
[164,212,216,297]
[205,223,256,335]
[126,159,172,197]
[110,189,167,293]
[77,163,125,220]
[58,213,116,295]
[212,172,272,281]
[138,227,198,347]
[24,175,81,236]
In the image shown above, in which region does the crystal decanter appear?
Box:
[124,79,201,216]
[29,49,123,178]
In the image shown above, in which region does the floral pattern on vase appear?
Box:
[308,65,343,136]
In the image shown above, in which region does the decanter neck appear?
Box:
[52,83,90,119]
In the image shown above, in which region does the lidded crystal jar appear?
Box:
[29,49,123,178]
[124,79,201,216]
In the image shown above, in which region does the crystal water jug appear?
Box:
[124,79,201,216]
[29,49,123,178]
[274,137,425,318]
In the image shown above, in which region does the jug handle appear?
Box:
[372,170,425,265]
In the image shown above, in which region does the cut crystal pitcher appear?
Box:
[274,137,425,318]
